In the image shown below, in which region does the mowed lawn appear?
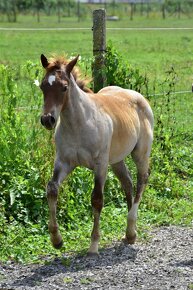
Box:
[1,15,193,91]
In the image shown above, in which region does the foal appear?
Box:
[40,54,154,255]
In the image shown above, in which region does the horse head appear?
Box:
[40,54,79,130]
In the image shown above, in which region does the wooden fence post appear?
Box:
[130,3,134,20]
[162,3,166,19]
[92,9,106,93]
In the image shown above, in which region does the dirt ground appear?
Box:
[0,226,193,290]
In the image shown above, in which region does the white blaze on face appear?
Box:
[48,75,56,86]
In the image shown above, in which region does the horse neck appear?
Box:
[60,75,92,126]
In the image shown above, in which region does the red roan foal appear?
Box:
[40,54,154,255]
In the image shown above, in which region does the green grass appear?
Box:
[1,15,193,92]
[0,14,193,264]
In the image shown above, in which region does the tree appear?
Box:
[1,0,18,22]
[33,0,45,22]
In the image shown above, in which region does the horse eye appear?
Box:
[62,85,68,92]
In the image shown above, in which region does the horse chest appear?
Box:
[55,132,99,169]
[61,146,97,169]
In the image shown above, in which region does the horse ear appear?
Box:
[41,54,49,68]
[66,55,79,78]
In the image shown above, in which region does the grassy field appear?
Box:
[0,14,193,263]
[1,15,193,91]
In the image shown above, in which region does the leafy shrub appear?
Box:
[0,63,49,225]
[105,41,149,93]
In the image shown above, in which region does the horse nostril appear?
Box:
[40,114,56,129]
[50,115,56,127]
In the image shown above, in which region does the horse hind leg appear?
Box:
[126,139,152,244]
[88,166,108,256]
[111,161,135,244]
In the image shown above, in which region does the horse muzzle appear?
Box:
[41,113,56,130]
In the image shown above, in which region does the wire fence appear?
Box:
[1,27,193,31]
[2,24,193,110]
[15,89,192,111]
[149,89,193,97]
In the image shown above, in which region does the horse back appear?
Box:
[91,86,153,164]
[93,86,153,131]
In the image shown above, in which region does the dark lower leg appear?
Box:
[111,161,136,243]
[88,176,104,255]
[47,161,72,249]
[47,181,63,249]
[111,161,133,210]
[126,171,149,244]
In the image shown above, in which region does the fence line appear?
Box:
[107,27,193,31]
[0,27,91,31]
[149,90,193,97]
[1,27,193,31]
[14,90,192,111]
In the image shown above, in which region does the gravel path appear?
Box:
[0,226,193,290]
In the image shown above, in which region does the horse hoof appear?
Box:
[122,233,136,245]
[53,240,63,249]
[87,251,99,258]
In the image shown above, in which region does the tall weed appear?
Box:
[105,41,149,93]
[0,63,49,225]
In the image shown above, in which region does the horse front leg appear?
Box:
[47,160,72,249]
[88,167,107,256]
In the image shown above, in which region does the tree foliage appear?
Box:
[0,0,74,22]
